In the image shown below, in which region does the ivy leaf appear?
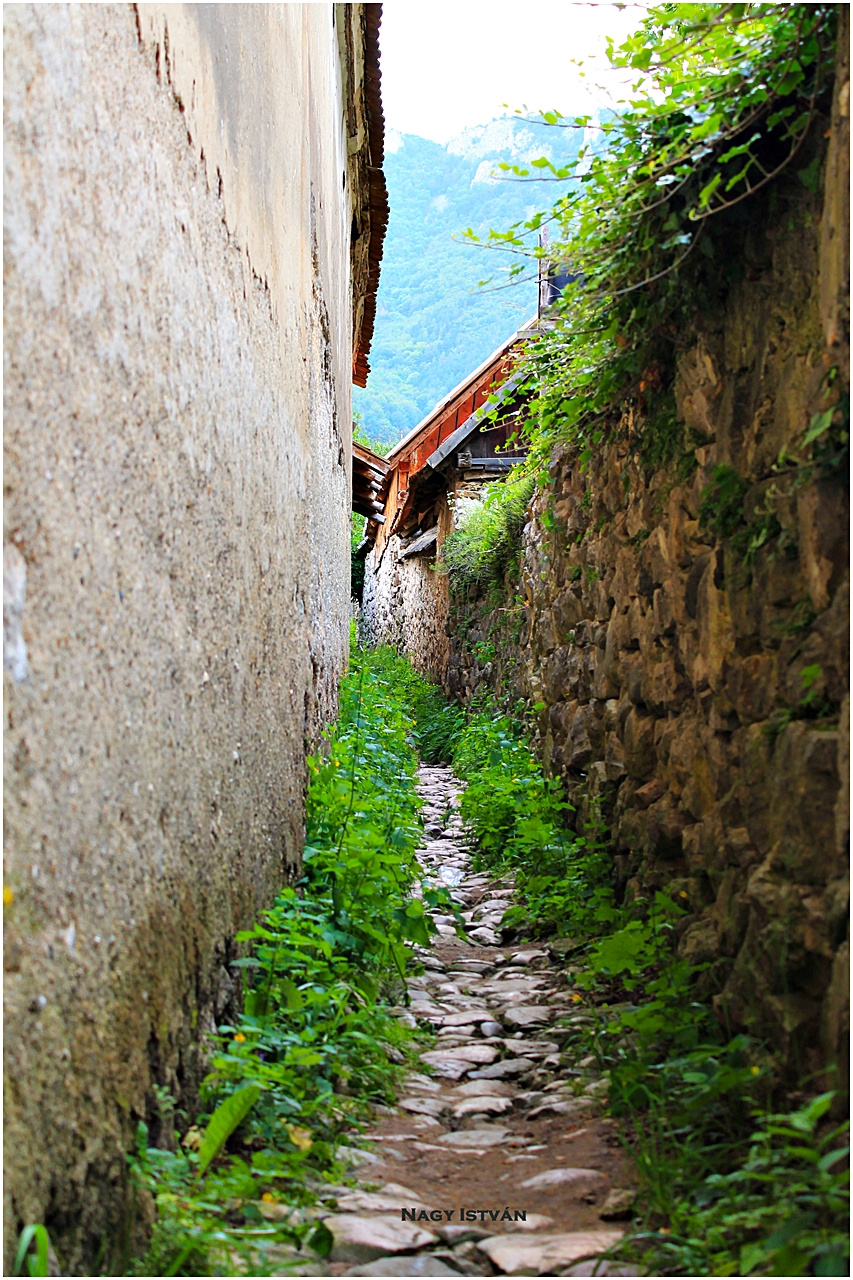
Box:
[698,171,723,209]
[797,156,821,192]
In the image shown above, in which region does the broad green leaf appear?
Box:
[279,978,304,1012]
[198,1084,261,1175]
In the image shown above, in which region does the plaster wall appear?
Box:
[3,4,359,1267]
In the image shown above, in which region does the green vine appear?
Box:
[465,3,838,466]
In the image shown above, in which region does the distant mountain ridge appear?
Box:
[354,116,584,445]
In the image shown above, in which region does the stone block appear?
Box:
[622,708,657,781]
[724,653,779,724]
[797,478,849,613]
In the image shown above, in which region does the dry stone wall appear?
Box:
[447,62,849,1085]
[3,5,366,1269]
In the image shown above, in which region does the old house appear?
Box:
[361,320,536,680]
[3,4,385,1268]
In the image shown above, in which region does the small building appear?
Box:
[361,319,536,681]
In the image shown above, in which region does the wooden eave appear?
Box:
[353,5,388,388]
[352,441,388,522]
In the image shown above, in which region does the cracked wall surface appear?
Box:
[3,4,363,1269]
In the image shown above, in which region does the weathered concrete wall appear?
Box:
[3,4,372,1268]
[447,55,849,1084]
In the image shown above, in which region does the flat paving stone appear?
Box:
[334,1189,430,1214]
[519,1167,608,1194]
[504,1212,554,1232]
[438,1127,511,1149]
[468,926,499,945]
[325,1214,437,1263]
[343,1258,461,1277]
[527,1097,597,1120]
[420,1044,498,1068]
[477,1229,624,1275]
[452,1094,514,1117]
[398,1096,447,1118]
[438,1009,497,1026]
[502,1005,555,1029]
[403,1073,443,1093]
[453,1078,516,1097]
[467,1058,533,1079]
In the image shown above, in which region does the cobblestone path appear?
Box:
[301,765,637,1278]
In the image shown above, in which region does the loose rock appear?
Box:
[519,1168,608,1194]
[325,1215,437,1263]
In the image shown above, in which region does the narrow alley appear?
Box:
[317,764,633,1278]
[4,4,848,1277]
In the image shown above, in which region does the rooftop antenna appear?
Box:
[537,225,551,319]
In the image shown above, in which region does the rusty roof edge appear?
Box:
[385,314,539,462]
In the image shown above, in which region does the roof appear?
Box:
[386,318,537,463]
[370,316,537,542]
[341,4,389,389]
[426,370,524,470]
[352,440,388,522]
[353,5,388,387]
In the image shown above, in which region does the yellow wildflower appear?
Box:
[182,1126,202,1151]
[751,1065,761,1076]
[233,1032,246,1043]
[285,1124,313,1152]
[571,993,583,1003]
[3,885,14,907]
[261,1192,276,1203]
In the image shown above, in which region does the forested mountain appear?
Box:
[354,118,584,445]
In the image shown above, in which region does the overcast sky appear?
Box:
[379,2,646,144]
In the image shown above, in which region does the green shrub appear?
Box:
[442,471,535,596]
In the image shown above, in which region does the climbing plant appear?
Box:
[442,471,535,598]
[465,3,839,464]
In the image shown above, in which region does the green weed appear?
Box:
[13,1226,51,1278]
[442,471,534,595]
[128,639,444,1276]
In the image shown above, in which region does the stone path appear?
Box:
[285,766,638,1278]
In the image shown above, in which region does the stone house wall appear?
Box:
[3,5,380,1269]
[363,473,506,682]
[362,495,453,682]
[446,37,849,1084]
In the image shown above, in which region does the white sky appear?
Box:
[379,2,646,144]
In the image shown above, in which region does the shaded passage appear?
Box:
[317,765,637,1277]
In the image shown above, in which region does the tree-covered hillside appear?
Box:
[354,118,583,445]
